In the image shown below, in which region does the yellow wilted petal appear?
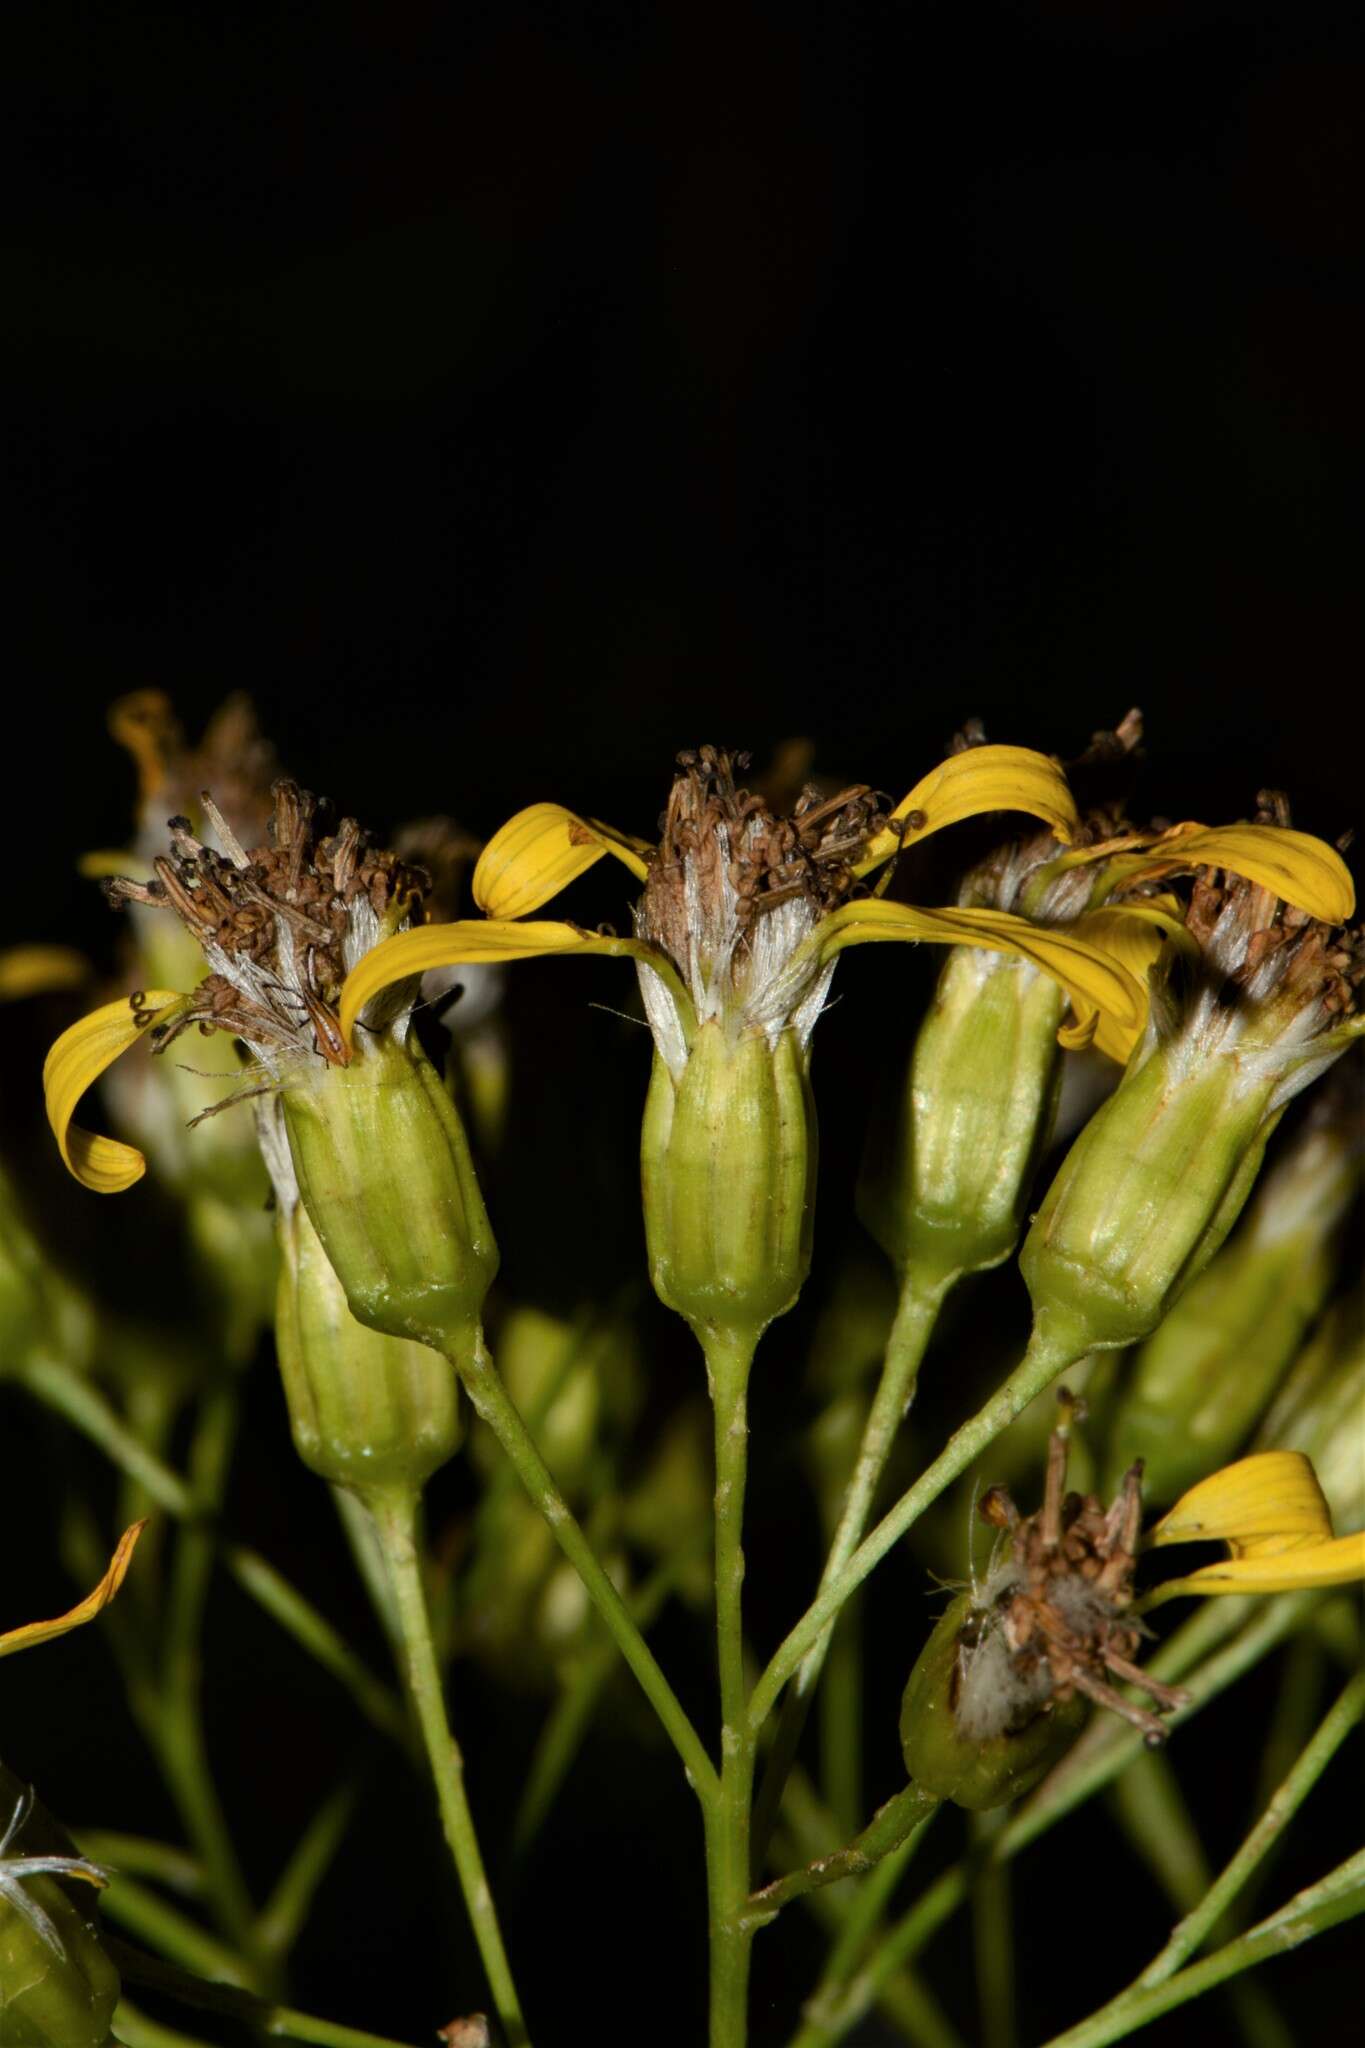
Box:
[1059,823,1354,924]
[0,1520,146,1659]
[1153,1532,1365,1599]
[855,746,1079,874]
[0,946,90,1003]
[1059,900,1194,1063]
[44,990,187,1192]
[473,804,652,918]
[78,849,151,881]
[338,919,673,1045]
[1152,1451,1335,1558]
[785,897,1146,1050]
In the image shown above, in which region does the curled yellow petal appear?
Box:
[472,804,652,918]
[780,896,1146,1050]
[338,919,672,1045]
[44,989,188,1192]
[855,746,1079,874]
[1059,900,1194,1063]
[1060,822,1355,924]
[1152,1532,1365,1599]
[0,1520,146,1658]
[0,946,90,1003]
[1152,1451,1334,1558]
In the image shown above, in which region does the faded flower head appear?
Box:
[105,779,428,1081]
[634,745,890,1071]
[957,1413,1186,1746]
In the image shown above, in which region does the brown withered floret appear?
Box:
[1181,791,1364,1024]
[106,780,428,1070]
[640,744,889,989]
[959,1404,1189,1745]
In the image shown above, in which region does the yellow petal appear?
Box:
[1059,823,1355,924]
[78,849,151,881]
[1059,900,1194,1063]
[782,897,1147,1049]
[338,919,674,1045]
[44,990,188,1192]
[108,688,183,802]
[1152,1451,1335,1558]
[472,804,652,918]
[0,1521,146,1659]
[0,946,90,1003]
[1153,1532,1365,1599]
[855,746,1079,874]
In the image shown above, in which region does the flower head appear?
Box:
[337,738,1153,1078]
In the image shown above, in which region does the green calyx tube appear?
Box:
[282,1028,498,1354]
[639,1019,816,1344]
[859,946,1064,1291]
[275,1194,463,1500]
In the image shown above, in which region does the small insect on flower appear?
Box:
[901,1400,1188,1809]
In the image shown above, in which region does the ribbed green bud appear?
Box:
[1020,1046,1278,1359]
[0,1769,119,2048]
[860,950,1064,1289]
[639,1021,815,1341]
[282,1031,498,1352]
[899,1591,1086,1811]
[275,1196,462,1499]
[1257,1292,1365,1531]
[1106,1118,1358,1499]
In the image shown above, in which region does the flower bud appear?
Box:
[1106,1108,1359,1499]
[282,1030,498,1353]
[1020,1046,1278,1360]
[0,1769,119,2048]
[859,946,1064,1289]
[899,1588,1088,1811]
[274,1189,462,1500]
[639,1021,816,1342]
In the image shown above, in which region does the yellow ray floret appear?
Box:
[1059,899,1194,1062]
[779,897,1147,1053]
[1059,822,1355,926]
[338,919,683,1045]
[473,805,652,919]
[0,946,90,1003]
[854,745,1079,874]
[1146,1451,1365,1600]
[0,1521,146,1659]
[44,990,187,1192]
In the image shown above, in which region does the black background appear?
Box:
[4,4,1363,2044]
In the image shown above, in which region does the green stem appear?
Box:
[18,1354,195,1515]
[97,1871,255,1987]
[747,1785,937,1921]
[819,1597,862,1839]
[703,1326,760,2048]
[1035,1850,1365,2048]
[971,1811,1014,2048]
[511,1556,682,1857]
[255,1783,358,1964]
[223,1545,409,1750]
[365,1488,529,2048]
[22,1347,410,1746]
[108,1937,426,2048]
[157,1381,267,1976]
[1137,1669,1365,1990]
[750,1322,1080,1732]
[442,1329,719,1805]
[113,2002,221,2048]
[752,1277,946,1857]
